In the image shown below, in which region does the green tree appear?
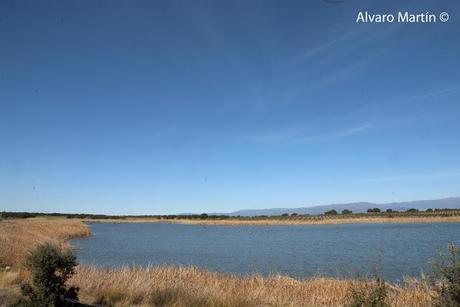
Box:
[325,209,338,215]
[18,243,79,306]
[341,209,352,215]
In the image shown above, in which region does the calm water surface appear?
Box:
[71,222,460,281]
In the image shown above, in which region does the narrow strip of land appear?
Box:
[85,214,460,225]
[5,210,460,226]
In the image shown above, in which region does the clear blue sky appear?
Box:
[1,0,459,214]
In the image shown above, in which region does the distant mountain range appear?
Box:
[221,197,460,216]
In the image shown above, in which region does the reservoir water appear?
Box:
[71,222,460,281]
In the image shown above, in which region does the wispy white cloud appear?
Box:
[399,85,460,104]
[348,84,460,128]
[288,123,371,144]
[371,84,460,109]
[295,35,347,62]
[293,25,398,64]
[244,127,308,143]
[244,24,405,112]
[362,171,460,182]
[245,123,371,145]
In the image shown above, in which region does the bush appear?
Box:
[17,243,79,306]
[367,208,381,213]
[325,209,338,215]
[431,243,460,306]
[200,213,208,220]
[406,208,419,213]
[348,272,388,307]
[342,209,352,215]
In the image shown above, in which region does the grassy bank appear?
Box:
[0,218,440,306]
[0,218,91,268]
[0,218,91,306]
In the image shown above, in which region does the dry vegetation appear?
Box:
[0,270,22,306]
[0,218,439,306]
[71,266,434,307]
[0,218,91,268]
[0,218,91,306]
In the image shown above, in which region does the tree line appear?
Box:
[1,208,460,220]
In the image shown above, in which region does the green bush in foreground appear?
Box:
[348,270,388,307]
[16,243,79,306]
[431,243,460,306]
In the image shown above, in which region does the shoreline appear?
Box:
[84,215,460,225]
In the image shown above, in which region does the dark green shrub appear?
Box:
[18,243,79,306]
[200,213,208,220]
[348,258,388,307]
[342,209,352,215]
[367,208,381,213]
[406,208,418,213]
[431,243,460,306]
[325,209,338,215]
[348,277,388,307]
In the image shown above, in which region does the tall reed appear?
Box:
[0,218,91,267]
[71,266,433,307]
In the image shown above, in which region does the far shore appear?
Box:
[3,209,460,226]
[84,214,460,225]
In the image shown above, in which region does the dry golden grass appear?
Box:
[0,218,437,306]
[0,218,91,267]
[70,266,434,307]
[0,270,22,307]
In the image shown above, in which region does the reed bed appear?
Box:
[0,218,91,267]
[71,266,433,307]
